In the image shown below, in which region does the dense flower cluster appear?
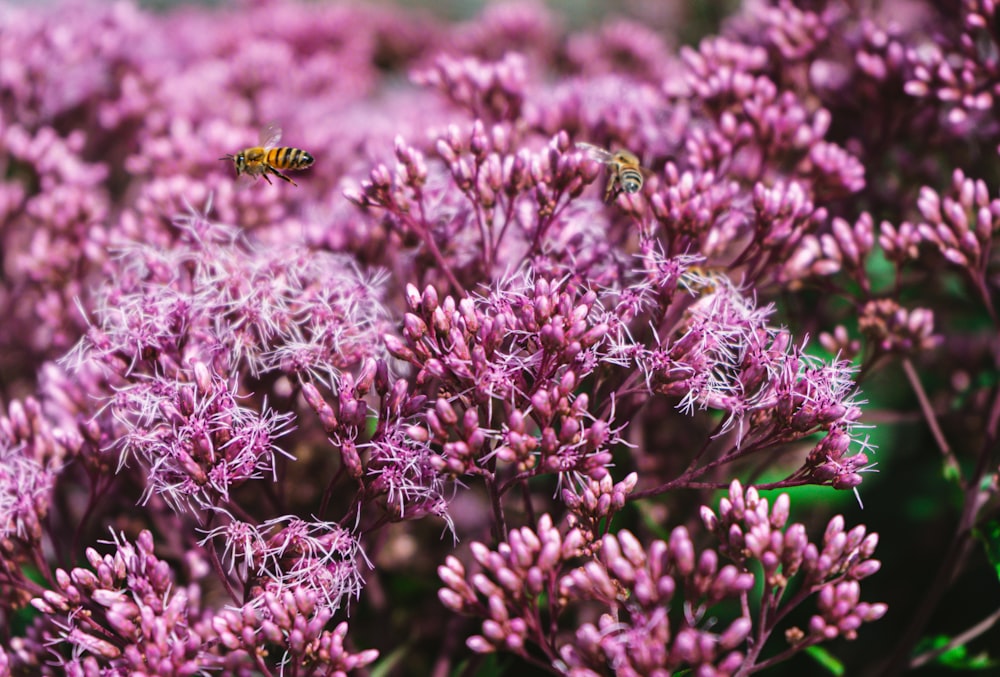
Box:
[2,0,1000,674]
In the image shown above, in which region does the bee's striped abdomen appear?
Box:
[619,168,643,193]
[265,147,314,171]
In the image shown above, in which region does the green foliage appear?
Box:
[805,645,845,676]
[974,520,1000,583]
[915,635,1000,671]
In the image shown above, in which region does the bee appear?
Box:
[575,142,645,202]
[679,265,726,296]
[220,123,314,187]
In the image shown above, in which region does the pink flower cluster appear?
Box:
[3,0,1000,673]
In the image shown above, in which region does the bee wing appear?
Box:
[259,122,283,150]
[574,142,614,163]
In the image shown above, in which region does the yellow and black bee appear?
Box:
[220,123,314,187]
[575,142,645,202]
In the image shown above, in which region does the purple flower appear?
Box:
[701,481,884,661]
[246,516,367,615]
[392,271,624,489]
[113,371,296,513]
[0,437,55,549]
[904,0,1000,130]
[11,0,1000,672]
[438,513,588,658]
[30,529,219,673]
[858,299,939,355]
[913,170,999,286]
[364,416,453,524]
[560,526,754,675]
[442,482,881,674]
[412,52,529,124]
[565,19,676,82]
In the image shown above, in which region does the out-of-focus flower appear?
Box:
[859,299,940,355]
[904,0,1000,131]
[913,169,999,276]
[565,19,676,82]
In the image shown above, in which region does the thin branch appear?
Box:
[901,357,959,478]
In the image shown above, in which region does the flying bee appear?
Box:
[220,123,314,187]
[575,142,645,202]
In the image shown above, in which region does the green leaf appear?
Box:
[973,520,1000,582]
[369,643,410,677]
[936,643,998,670]
[942,456,963,484]
[864,245,896,295]
[805,644,845,675]
[450,653,505,677]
